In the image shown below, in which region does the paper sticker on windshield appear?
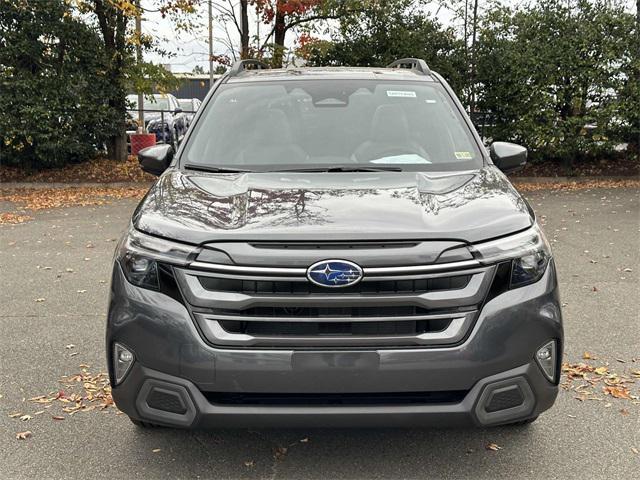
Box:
[371,155,431,164]
[454,151,473,160]
[386,90,416,98]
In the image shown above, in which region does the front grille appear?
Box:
[248,241,419,250]
[198,275,471,295]
[173,245,495,348]
[204,390,468,406]
[206,305,468,318]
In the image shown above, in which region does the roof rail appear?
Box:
[228,59,270,77]
[386,58,432,76]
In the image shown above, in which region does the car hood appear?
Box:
[133,166,532,245]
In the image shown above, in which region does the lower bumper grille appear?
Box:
[204,390,469,406]
[219,318,452,337]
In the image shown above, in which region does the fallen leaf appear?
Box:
[19,414,32,421]
[65,344,75,349]
[486,443,502,451]
[152,448,161,453]
[244,460,254,467]
[632,447,639,455]
[52,415,65,420]
[77,290,87,294]
[8,412,22,418]
[69,352,78,357]
[603,385,632,399]
[274,446,288,460]
[582,352,593,360]
[594,367,608,375]
[16,431,32,440]
[35,298,45,302]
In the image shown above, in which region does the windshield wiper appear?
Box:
[183,163,254,173]
[279,166,403,173]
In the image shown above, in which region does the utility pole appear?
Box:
[135,0,144,132]
[208,0,214,90]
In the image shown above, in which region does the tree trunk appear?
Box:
[272,1,286,68]
[93,0,128,161]
[106,129,128,161]
[470,0,479,113]
[240,0,249,58]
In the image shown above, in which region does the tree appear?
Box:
[78,0,193,161]
[476,0,636,164]
[301,0,467,94]
[254,0,356,67]
[0,0,117,168]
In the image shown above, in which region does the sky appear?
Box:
[142,0,458,73]
[142,0,637,73]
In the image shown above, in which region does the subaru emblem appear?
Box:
[306,260,363,288]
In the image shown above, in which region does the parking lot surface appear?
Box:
[1,186,638,479]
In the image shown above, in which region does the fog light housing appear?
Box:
[113,343,135,385]
[535,340,557,382]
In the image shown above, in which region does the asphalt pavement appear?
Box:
[0,186,638,479]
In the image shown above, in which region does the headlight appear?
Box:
[117,227,196,290]
[470,223,551,289]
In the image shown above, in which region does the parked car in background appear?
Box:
[177,98,201,128]
[126,93,187,148]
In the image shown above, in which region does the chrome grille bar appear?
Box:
[187,259,482,280]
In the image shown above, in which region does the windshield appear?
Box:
[127,95,172,111]
[178,99,193,111]
[182,80,483,172]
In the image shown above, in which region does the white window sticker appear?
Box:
[454,151,473,160]
[386,90,416,98]
[371,155,431,164]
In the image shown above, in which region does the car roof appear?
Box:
[225,66,437,84]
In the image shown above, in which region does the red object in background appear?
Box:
[130,133,156,155]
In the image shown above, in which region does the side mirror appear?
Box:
[174,107,183,114]
[138,144,174,176]
[490,142,527,172]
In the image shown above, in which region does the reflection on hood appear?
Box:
[134,166,531,244]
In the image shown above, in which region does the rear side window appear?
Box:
[182,80,482,172]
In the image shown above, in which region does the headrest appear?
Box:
[370,104,410,143]
[252,109,293,145]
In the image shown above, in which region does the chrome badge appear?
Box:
[306,260,363,288]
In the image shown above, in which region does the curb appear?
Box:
[0,181,153,189]
[511,176,638,183]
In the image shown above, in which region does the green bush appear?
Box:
[476,0,638,163]
[0,0,118,169]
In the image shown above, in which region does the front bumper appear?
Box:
[107,262,563,428]
[113,360,555,428]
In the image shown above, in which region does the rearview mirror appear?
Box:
[138,144,174,176]
[174,107,183,114]
[490,142,527,173]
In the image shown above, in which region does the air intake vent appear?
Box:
[484,385,525,412]
[146,388,187,414]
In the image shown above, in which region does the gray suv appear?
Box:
[107,58,563,429]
